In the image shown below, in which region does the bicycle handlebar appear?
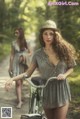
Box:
[26,77,57,88]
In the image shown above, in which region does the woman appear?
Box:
[6,20,76,118]
[8,27,31,108]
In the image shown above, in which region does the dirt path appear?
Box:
[0,56,9,77]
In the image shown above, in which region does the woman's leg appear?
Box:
[44,102,69,119]
[54,102,69,119]
[44,108,55,119]
[15,79,23,108]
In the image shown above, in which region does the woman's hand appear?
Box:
[8,67,12,73]
[57,74,66,80]
[19,55,26,63]
[5,79,13,91]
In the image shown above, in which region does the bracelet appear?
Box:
[23,74,28,79]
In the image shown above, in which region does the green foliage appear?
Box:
[0,43,10,61]
[57,0,80,51]
[68,65,80,118]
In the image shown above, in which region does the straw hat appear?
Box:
[41,20,57,30]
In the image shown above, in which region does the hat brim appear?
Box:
[40,27,58,31]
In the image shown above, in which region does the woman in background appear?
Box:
[8,27,31,108]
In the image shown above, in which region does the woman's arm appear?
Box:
[57,68,73,80]
[12,63,36,81]
[64,68,73,78]
[9,46,14,71]
[5,63,36,91]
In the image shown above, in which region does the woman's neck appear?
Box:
[44,45,54,52]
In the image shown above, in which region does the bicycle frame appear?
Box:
[26,76,57,88]
[27,77,57,114]
[20,76,57,119]
[29,87,42,114]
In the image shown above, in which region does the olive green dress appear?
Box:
[11,40,28,77]
[31,48,76,109]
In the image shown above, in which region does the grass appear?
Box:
[68,65,80,119]
[0,43,10,62]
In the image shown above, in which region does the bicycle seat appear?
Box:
[31,77,46,86]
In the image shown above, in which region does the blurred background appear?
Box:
[0,0,80,118]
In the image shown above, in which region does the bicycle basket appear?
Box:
[20,113,42,119]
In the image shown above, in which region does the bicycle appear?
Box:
[20,76,57,119]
